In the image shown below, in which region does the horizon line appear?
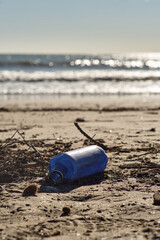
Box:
[0,51,160,55]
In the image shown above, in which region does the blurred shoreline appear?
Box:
[1,94,160,111]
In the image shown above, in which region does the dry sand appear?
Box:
[0,95,160,240]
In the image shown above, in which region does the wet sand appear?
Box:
[0,95,160,239]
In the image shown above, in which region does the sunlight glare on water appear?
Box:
[0,53,160,96]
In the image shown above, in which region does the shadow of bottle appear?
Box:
[39,172,105,193]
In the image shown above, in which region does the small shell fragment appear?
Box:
[22,183,38,197]
[153,192,160,205]
[62,206,71,216]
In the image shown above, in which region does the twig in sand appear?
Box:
[20,162,48,168]
[2,130,19,148]
[74,121,108,150]
[16,130,42,161]
[0,130,44,170]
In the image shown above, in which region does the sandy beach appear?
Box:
[0,95,160,240]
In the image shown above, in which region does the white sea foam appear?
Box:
[1,69,160,82]
[1,79,160,95]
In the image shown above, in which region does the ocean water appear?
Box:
[0,53,160,96]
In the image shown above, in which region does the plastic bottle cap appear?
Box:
[49,169,64,185]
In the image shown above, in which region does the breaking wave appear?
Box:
[1,53,160,95]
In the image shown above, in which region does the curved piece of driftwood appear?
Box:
[74,121,107,150]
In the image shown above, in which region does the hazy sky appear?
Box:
[0,0,160,54]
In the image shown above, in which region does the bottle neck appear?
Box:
[49,170,64,185]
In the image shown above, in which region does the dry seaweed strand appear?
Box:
[74,121,108,150]
[125,144,160,162]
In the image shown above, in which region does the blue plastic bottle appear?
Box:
[49,145,108,184]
